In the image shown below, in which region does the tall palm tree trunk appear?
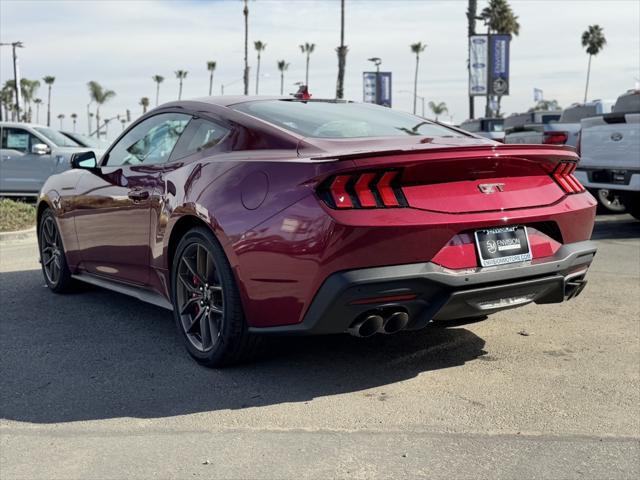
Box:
[255,54,261,94]
[412,54,419,114]
[336,0,347,99]
[36,103,40,124]
[209,71,214,96]
[305,55,310,86]
[243,0,249,95]
[280,71,284,95]
[178,80,183,100]
[96,107,101,139]
[156,83,160,106]
[46,85,51,127]
[584,54,592,103]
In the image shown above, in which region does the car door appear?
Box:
[73,112,192,285]
[0,126,54,194]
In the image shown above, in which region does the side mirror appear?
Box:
[32,143,51,155]
[70,151,98,170]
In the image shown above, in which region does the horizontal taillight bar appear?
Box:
[552,161,585,194]
[320,170,407,209]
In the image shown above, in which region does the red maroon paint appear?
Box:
[37,96,597,333]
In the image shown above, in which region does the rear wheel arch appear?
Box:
[166,215,236,273]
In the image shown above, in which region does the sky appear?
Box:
[1,0,639,139]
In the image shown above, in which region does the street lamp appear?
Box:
[0,41,24,122]
[368,57,382,105]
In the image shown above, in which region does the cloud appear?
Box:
[1,0,638,137]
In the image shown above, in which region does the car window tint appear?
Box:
[106,113,191,166]
[233,100,462,139]
[170,118,230,161]
[1,128,41,153]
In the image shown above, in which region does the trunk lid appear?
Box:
[312,143,577,214]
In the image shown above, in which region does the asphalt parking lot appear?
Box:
[0,214,639,479]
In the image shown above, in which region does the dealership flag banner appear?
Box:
[469,35,488,96]
[488,34,511,96]
[363,72,392,107]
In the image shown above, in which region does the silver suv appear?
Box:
[0,122,105,196]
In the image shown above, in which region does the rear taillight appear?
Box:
[543,131,569,145]
[552,162,585,194]
[321,170,406,209]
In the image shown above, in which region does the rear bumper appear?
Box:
[575,168,640,192]
[249,240,597,335]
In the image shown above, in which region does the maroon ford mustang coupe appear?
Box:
[37,96,597,366]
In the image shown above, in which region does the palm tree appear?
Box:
[70,113,78,132]
[428,101,448,121]
[529,99,561,112]
[480,0,520,116]
[34,98,42,124]
[19,79,40,122]
[581,25,606,103]
[104,118,111,139]
[87,81,116,138]
[410,42,427,114]
[277,60,290,95]
[140,97,150,114]
[152,75,164,106]
[0,84,13,121]
[120,118,127,131]
[243,0,249,95]
[254,41,266,95]
[299,42,315,87]
[206,61,217,96]
[335,0,348,99]
[57,113,65,129]
[175,70,188,100]
[43,76,55,127]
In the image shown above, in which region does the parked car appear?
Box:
[576,90,640,217]
[36,96,597,367]
[0,122,105,196]
[60,131,110,150]
[503,111,562,145]
[459,117,505,142]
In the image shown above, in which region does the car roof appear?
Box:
[0,121,48,128]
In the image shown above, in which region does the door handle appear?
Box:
[127,189,150,201]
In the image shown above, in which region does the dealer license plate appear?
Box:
[474,226,532,267]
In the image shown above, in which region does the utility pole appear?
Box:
[0,41,24,122]
[467,0,477,119]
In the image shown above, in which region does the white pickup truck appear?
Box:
[576,90,640,218]
[504,101,614,148]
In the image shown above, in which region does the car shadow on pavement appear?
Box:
[0,269,486,424]
[591,214,640,240]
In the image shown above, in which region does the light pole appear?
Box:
[0,41,24,122]
[368,57,382,105]
[400,90,425,117]
[220,78,243,95]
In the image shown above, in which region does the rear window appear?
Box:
[233,100,462,139]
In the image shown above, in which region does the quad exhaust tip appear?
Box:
[348,314,384,338]
[348,309,410,337]
[382,311,410,334]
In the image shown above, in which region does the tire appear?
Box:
[171,227,262,367]
[626,196,640,221]
[38,209,75,293]
[595,188,626,213]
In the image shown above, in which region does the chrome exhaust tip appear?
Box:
[381,311,410,334]
[348,314,384,338]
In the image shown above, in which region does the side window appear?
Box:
[1,128,41,153]
[170,118,230,161]
[105,113,191,166]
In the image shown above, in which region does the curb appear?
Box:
[0,226,36,243]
